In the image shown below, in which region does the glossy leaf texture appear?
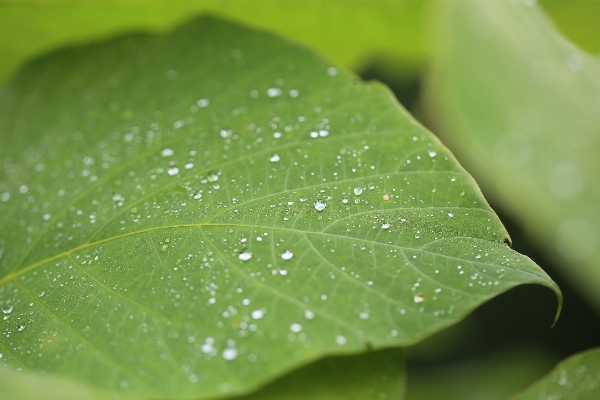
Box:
[511,348,600,400]
[0,17,560,400]
[426,0,600,310]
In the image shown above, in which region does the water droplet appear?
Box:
[267,88,283,97]
[354,187,363,195]
[335,335,347,345]
[327,67,338,76]
[290,323,302,332]
[161,148,174,157]
[269,154,280,163]
[413,294,425,303]
[167,167,179,176]
[382,194,390,201]
[434,288,442,293]
[197,98,209,107]
[222,348,238,360]
[281,250,294,260]
[207,172,219,182]
[238,249,252,261]
[304,310,315,320]
[342,196,349,204]
[300,196,308,203]
[17,324,25,332]
[428,150,437,157]
[381,222,390,229]
[251,309,264,319]
[2,304,13,314]
[318,130,329,137]
[314,199,327,211]
[242,299,250,306]
[368,183,375,190]
[448,212,454,217]
[289,89,299,98]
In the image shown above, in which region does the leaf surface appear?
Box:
[0,17,559,399]
[510,348,600,400]
[426,0,600,310]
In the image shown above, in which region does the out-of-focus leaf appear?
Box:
[0,0,428,87]
[510,348,600,400]
[426,0,600,311]
[406,347,557,400]
[540,0,600,55]
[236,348,404,400]
[0,16,559,400]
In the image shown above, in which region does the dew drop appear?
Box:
[238,249,252,261]
[222,348,238,360]
[281,250,294,260]
[2,304,13,314]
[207,172,219,182]
[304,310,315,320]
[269,154,280,163]
[314,200,327,212]
[368,183,375,190]
[251,309,264,319]
[335,335,347,345]
[354,187,363,195]
[197,98,209,107]
[381,222,390,229]
[382,194,390,201]
[448,212,454,218]
[428,150,437,157]
[267,88,283,97]
[290,323,302,332]
[342,196,349,204]
[161,148,174,157]
[300,196,308,203]
[167,167,179,176]
[413,294,425,303]
[17,324,25,332]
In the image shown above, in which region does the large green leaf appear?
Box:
[0,16,559,399]
[426,0,600,311]
[510,348,600,400]
[0,0,428,87]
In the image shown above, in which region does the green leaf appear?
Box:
[426,0,600,310]
[0,0,428,87]
[236,348,404,400]
[0,16,559,399]
[510,348,600,400]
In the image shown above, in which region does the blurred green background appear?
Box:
[1,0,600,398]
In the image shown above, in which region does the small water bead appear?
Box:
[207,172,219,182]
[251,310,264,319]
[413,294,425,303]
[267,87,283,97]
[2,304,13,314]
[269,154,280,163]
[382,194,390,201]
[273,132,282,138]
[448,212,454,218]
[281,250,294,260]
[309,131,319,138]
[335,335,347,345]
[197,98,209,107]
[314,200,327,211]
[256,236,263,242]
[342,196,349,204]
[327,67,338,76]
[289,90,299,98]
[167,167,179,176]
[318,130,329,137]
[238,249,252,261]
[428,150,437,157]
[304,310,315,320]
[242,299,250,306]
[434,288,442,293]
[354,187,363,195]
[290,323,302,333]
[161,148,174,157]
[368,183,375,190]
[381,222,390,229]
[17,324,25,332]
[222,348,238,360]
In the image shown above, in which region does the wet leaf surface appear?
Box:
[0,17,559,399]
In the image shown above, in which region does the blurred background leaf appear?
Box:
[0,0,429,87]
[425,0,600,313]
